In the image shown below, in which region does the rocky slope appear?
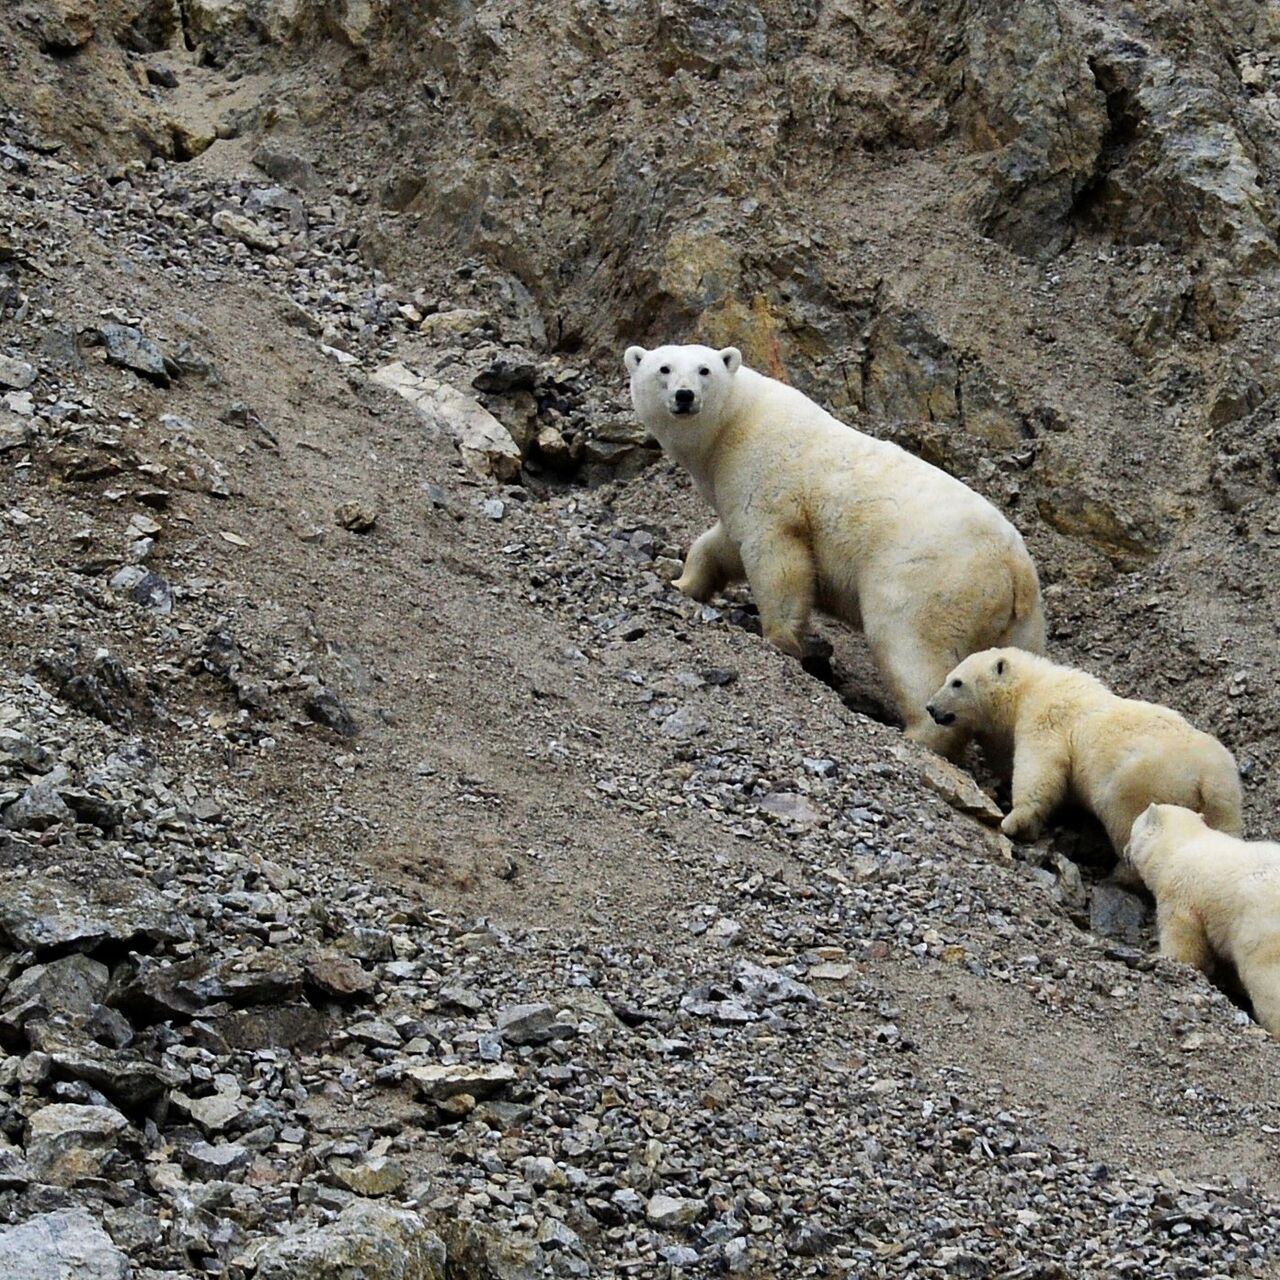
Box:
[2,1,1280,1277]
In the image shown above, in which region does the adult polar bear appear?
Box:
[625,342,1046,758]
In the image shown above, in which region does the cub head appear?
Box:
[624,343,742,431]
[1123,802,1205,876]
[925,648,1015,729]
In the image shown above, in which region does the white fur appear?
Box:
[1127,804,1280,1037]
[626,343,1046,757]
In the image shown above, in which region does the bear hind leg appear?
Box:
[865,631,968,761]
[1240,963,1280,1038]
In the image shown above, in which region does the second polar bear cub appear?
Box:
[925,647,1243,854]
[1126,804,1280,1037]
[625,343,1046,758]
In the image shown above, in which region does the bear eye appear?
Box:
[951,679,963,688]
[659,365,671,375]
[699,366,710,376]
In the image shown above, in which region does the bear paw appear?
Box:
[1000,809,1042,842]
[672,573,712,602]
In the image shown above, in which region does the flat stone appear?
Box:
[758,792,823,824]
[0,1209,129,1280]
[496,1002,577,1046]
[891,744,1003,826]
[333,1156,407,1197]
[252,1199,446,1280]
[305,952,377,999]
[0,874,191,955]
[371,362,522,482]
[173,1089,245,1133]
[1090,882,1153,946]
[211,209,279,252]
[98,324,170,385]
[646,1193,704,1229]
[0,355,35,390]
[46,1042,185,1106]
[407,1062,517,1104]
[182,1140,251,1179]
[26,1103,128,1186]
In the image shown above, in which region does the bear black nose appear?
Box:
[927,705,955,726]
[674,388,694,405]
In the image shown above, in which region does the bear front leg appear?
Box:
[739,530,814,659]
[673,522,744,602]
[1002,737,1069,841]
[1156,902,1212,973]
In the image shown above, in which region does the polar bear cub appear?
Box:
[1126,804,1280,1037]
[625,342,1046,757]
[925,647,1243,855]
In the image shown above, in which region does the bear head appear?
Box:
[624,343,742,438]
[1123,802,1206,876]
[925,648,1016,730]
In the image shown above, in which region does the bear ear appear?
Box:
[718,347,742,375]
[624,346,646,372]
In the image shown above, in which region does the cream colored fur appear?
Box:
[926,648,1243,855]
[1126,804,1280,1036]
[625,343,1046,757]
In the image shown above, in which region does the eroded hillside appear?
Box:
[2,1,1280,1276]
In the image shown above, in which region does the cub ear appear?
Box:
[718,347,742,375]
[624,346,646,372]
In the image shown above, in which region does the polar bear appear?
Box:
[1126,804,1280,1036]
[925,648,1243,856]
[625,342,1046,757]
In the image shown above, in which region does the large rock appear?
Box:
[0,875,192,955]
[251,1200,446,1280]
[0,953,109,1042]
[0,1209,129,1280]
[25,1104,129,1186]
[371,363,522,482]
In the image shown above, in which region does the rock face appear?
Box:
[4,1,1280,1276]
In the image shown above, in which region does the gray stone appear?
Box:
[757,792,823,825]
[496,1002,577,1046]
[26,1103,129,1186]
[183,1140,251,1179]
[0,1138,30,1188]
[0,953,109,1037]
[656,0,766,72]
[43,1042,185,1105]
[0,875,191,955]
[252,1199,446,1280]
[661,704,709,741]
[0,355,35,390]
[407,1062,516,1104]
[3,782,74,832]
[98,324,170,385]
[0,1209,129,1280]
[1090,882,1153,946]
[646,1193,704,1229]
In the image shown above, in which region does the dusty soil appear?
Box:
[3,0,1280,1276]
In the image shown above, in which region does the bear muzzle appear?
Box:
[670,389,700,416]
[926,704,956,726]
